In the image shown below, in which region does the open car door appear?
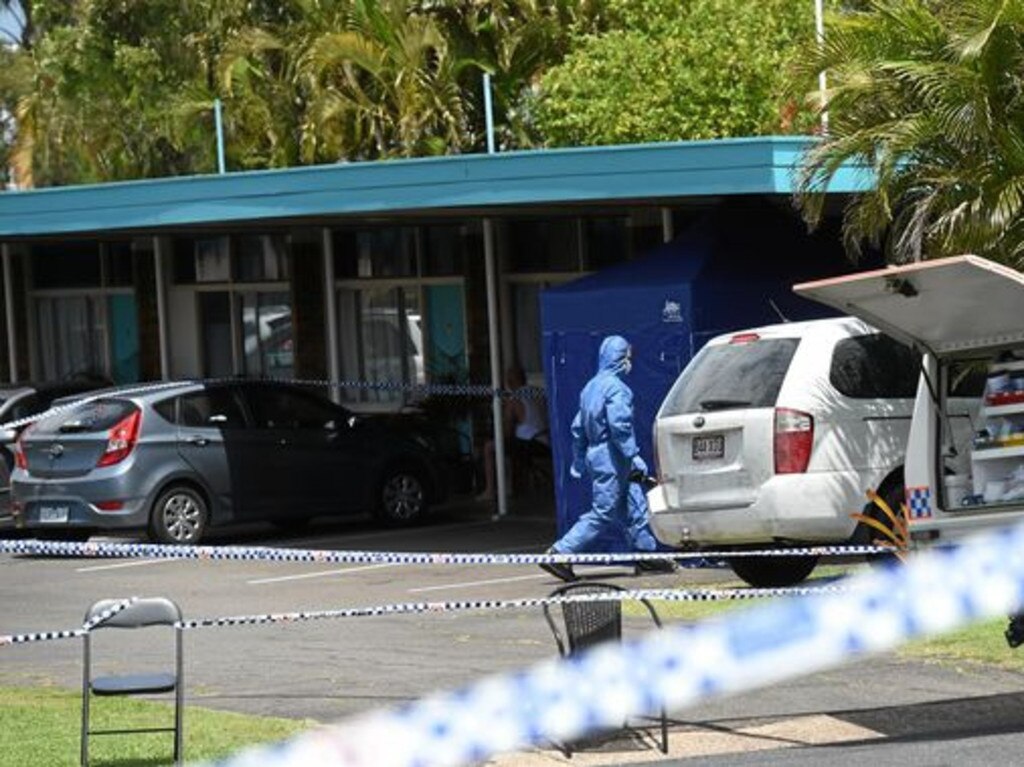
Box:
[793,255,1024,355]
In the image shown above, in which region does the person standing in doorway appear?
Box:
[541,335,670,582]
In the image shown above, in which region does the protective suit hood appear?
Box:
[597,335,631,376]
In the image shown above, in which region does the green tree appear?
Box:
[532,0,820,146]
[794,0,1024,266]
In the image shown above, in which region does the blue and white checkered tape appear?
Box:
[204,519,1024,767]
[907,486,933,519]
[0,538,894,564]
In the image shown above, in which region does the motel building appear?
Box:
[0,137,860,513]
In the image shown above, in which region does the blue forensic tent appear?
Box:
[540,202,864,545]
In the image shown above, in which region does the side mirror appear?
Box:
[0,429,17,445]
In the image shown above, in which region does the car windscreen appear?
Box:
[658,338,800,417]
[30,399,135,436]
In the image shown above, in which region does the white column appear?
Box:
[660,208,675,243]
[1,244,17,383]
[484,218,508,519]
[322,227,342,403]
[153,237,171,379]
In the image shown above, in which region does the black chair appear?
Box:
[541,582,668,756]
[81,597,184,766]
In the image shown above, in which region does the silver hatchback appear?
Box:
[11,381,446,544]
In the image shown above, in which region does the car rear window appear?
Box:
[31,399,136,435]
[829,334,921,399]
[659,338,800,417]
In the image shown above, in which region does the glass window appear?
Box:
[234,234,289,282]
[34,399,135,435]
[244,386,339,429]
[333,227,417,279]
[35,296,107,381]
[240,291,293,380]
[195,237,231,282]
[176,389,247,428]
[31,242,101,289]
[502,219,579,273]
[423,224,470,276]
[103,242,135,286]
[659,338,800,417]
[172,237,198,283]
[510,283,545,379]
[829,334,921,399]
[338,286,423,404]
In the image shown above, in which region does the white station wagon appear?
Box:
[645,316,969,587]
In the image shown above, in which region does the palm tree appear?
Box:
[297,0,474,159]
[793,0,1024,268]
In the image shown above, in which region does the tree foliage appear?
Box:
[532,0,821,146]
[794,0,1024,267]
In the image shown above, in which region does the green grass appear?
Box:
[0,685,313,767]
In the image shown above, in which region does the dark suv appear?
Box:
[11,380,448,543]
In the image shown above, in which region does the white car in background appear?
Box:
[646,317,975,587]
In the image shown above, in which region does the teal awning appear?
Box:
[0,136,868,237]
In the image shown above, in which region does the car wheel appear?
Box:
[376,465,427,525]
[728,553,819,588]
[149,485,208,545]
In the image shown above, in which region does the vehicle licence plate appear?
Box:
[39,505,70,524]
[692,434,725,460]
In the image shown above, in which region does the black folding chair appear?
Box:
[81,597,184,766]
[542,582,668,756]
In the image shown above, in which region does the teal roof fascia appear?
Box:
[0,136,862,238]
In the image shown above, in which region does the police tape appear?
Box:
[0,376,544,433]
[1,597,137,646]
[204,519,1024,767]
[0,585,851,646]
[0,537,895,564]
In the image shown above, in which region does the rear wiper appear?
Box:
[58,421,92,433]
[699,399,751,411]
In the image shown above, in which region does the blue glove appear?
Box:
[632,455,648,476]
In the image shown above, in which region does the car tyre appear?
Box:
[149,485,208,545]
[375,465,427,526]
[728,553,819,588]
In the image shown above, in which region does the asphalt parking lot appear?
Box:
[4,499,1024,766]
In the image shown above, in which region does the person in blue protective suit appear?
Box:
[540,335,675,582]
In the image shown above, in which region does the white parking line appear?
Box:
[76,559,179,573]
[408,573,551,593]
[247,562,397,585]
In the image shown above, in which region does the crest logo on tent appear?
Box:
[662,299,683,323]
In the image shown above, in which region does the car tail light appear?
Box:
[729,332,761,344]
[774,407,813,474]
[13,429,28,471]
[95,500,125,511]
[96,409,142,468]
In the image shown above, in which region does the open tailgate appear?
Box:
[793,255,1024,354]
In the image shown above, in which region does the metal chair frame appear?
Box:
[81,597,184,766]
[542,582,669,756]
